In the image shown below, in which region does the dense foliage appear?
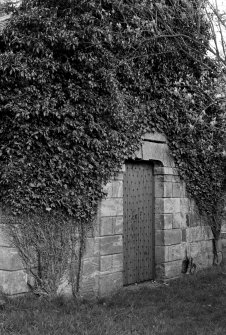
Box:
[0,0,225,292]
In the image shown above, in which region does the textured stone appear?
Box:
[155,214,173,230]
[0,247,24,270]
[155,198,164,214]
[156,260,182,280]
[100,198,123,217]
[190,241,213,269]
[156,244,184,263]
[99,271,123,296]
[84,237,100,258]
[156,229,182,246]
[142,141,175,167]
[190,240,213,258]
[100,254,123,273]
[0,225,12,247]
[180,198,189,214]
[82,257,99,277]
[167,244,183,262]
[154,179,164,198]
[173,212,186,229]
[180,182,187,198]
[155,246,165,263]
[103,181,123,198]
[186,226,213,243]
[155,181,172,198]
[100,235,123,256]
[155,198,180,214]
[100,216,123,236]
[80,275,99,297]
[172,183,181,198]
[0,270,29,295]
[182,229,186,242]
[188,212,201,227]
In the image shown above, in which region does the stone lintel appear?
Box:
[141,132,167,143]
[142,141,175,167]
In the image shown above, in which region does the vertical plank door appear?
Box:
[123,161,154,285]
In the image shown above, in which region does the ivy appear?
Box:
[0,0,225,293]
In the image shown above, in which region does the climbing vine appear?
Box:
[0,0,225,294]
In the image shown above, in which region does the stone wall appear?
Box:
[0,223,28,295]
[76,133,215,295]
[154,167,213,279]
[0,132,220,296]
[80,170,124,297]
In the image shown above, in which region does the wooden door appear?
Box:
[123,161,154,285]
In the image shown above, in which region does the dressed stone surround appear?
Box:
[0,133,223,296]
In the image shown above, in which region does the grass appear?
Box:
[2,268,226,335]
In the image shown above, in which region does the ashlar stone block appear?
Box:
[142,141,175,167]
[167,244,183,262]
[100,198,123,217]
[0,225,12,247]
[0,270,29,295]
[155,180,172,198]
[84,237,100,258]
[173,212,186,229]
[155,198,180,214]
[82,257,99,277]
[80,274,99,297]
[0,247,24,271]
[156,229,182,246]
[186,226,213,243]
[100,235,123,256]
[156,244,184,263]
[180,198,190,214]
[100,254,123,273]
[172,183,181,198]
[100,216,123,236]
[102,181,123,198]
[99,271,123,296]
[155,214,173,230]
[156,260,182,280]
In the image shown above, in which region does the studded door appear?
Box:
[123,161,154,285]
